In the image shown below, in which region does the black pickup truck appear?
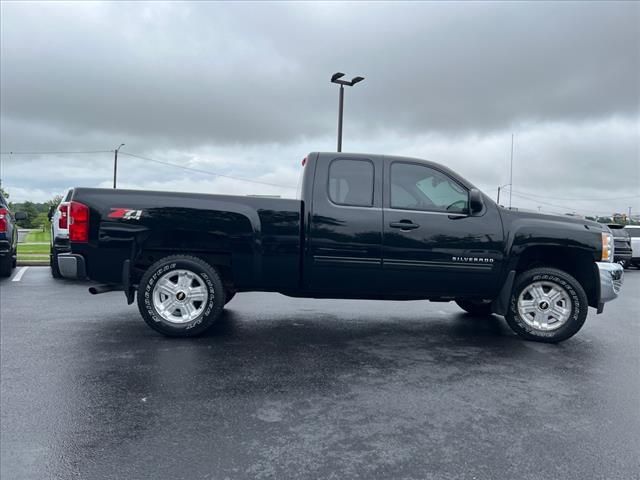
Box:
[58,152,624,343]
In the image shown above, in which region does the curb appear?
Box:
[17,261,50,267]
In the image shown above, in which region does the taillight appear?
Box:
[0,208,7,233]
[58,204,69,230]
[69,201,89,242]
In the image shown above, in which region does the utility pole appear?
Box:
[497,183,510,205]
[629,206,632,224]
[331,72,365,152]
[113,143,125,189]
[509,133,514,209]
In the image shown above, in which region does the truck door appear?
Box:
[307,155,384,294]
[382,160,504,297]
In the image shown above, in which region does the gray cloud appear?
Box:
[0,1,638,216]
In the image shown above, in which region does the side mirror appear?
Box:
[47,206,55,221]
[469,189,484,214]
[15,212,27,221]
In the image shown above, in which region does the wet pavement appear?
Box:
[1,267,639,479]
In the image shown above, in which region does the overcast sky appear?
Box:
[1,1,638,217]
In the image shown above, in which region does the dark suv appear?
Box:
[608,224,632,269]
[0,193,26,277]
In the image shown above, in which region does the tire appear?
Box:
[137,255,226,337]
[505,268,588,343]
[455,299,493,316]
[50,249,62,279]
[0,255,12,277]
[224,290,236,305]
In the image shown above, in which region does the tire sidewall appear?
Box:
[138,256,223,336]
[507,268,587,343]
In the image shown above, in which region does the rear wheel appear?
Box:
[50,248,62,278]
[0,256,12,277]
[455,299,493,316]
[137,255,225,337]
[506,267,588,343]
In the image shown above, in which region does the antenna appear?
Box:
[509,133,514,209]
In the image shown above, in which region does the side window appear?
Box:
[328,159,374,207]
[391,162,468,213]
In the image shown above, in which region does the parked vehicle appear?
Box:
[624,225,640,267]
[48,189,72,278]
[607,224,632,268]
[57,152,624,343]
[0,193,26,277]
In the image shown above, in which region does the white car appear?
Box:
[624,225,640,268]
[49,189,72,278]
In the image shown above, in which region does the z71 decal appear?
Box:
[108,208,143,220]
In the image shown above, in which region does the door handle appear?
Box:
[389,221,420,230]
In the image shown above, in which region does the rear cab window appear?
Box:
[328,159,374,207]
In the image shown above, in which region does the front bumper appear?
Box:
[596,262,624,313]
[57,253,86,279]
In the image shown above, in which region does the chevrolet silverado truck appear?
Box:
[57,152,624,343]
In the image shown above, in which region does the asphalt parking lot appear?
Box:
[1,267,639,480]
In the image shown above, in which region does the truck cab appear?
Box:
[301,153,503,300]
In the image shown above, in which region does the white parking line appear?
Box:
[12,266,29,282]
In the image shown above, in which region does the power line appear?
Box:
[510,189,639,202]
[509,191,619,216]
[0,150,113,155]
[120,151,296,190]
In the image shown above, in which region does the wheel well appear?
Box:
[515,246,598,308]
[132,250,234,289]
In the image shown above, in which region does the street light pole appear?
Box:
[331,72,364,152]
[337,85,344,152]
[113,143,125,189]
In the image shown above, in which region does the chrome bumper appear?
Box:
[57,253,86,279]
[596,262,623,313]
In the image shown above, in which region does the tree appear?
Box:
[16,201,39,228]
[33,212,50,231]
[0,186,9,199]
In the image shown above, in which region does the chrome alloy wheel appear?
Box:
[517,281,572,331]
[152,269,209,324]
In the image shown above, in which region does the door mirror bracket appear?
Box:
[469,189,484,215]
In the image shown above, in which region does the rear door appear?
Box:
[307,155,384,294]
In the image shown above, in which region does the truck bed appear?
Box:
[69,188,303,289]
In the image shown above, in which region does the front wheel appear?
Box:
[137,255,226,337]
[506,267,588,343]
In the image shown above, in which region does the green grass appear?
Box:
[18,243,50,255]
[17,233,51,263]
[24,229,51,243]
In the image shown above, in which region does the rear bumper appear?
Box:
[596,262,624,313]
[57,253,87,279]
